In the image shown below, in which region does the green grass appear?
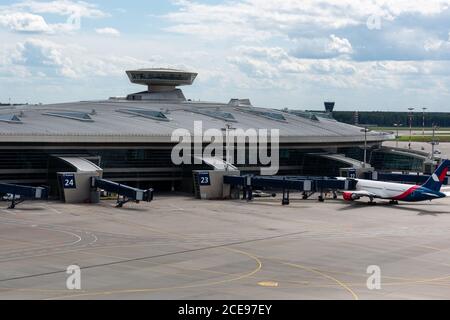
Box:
[377,127,450,131]
[396,136,450,142]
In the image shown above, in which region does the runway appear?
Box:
[1,195,450,299]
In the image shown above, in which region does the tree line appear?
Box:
[332,111,450,128]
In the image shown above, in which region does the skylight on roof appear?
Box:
[43,111,94,122]
[290,111,319,121]
[189,109,237,122]
[0,114,22,124]
[237,108,286,122]
[117,109,169,122]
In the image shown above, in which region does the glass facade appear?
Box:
[338,147,425,172]
[131,72,191,81]
[0,144,426,196]
[370,151,424,172]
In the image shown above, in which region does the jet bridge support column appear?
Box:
[246,176,253,202]
[282,189,290,206]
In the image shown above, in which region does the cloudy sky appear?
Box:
[1,0,450,111]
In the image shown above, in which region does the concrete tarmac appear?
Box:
[1,195,450,300]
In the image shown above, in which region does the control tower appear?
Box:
[126,68,198,101]
[324,102,335,113]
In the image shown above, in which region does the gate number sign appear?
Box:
[63,174,77,189]
[348,169,357,178]
[198,173,211,186]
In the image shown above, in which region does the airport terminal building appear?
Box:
[0,69,426,196]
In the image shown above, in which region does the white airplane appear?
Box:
[341,160,450,204]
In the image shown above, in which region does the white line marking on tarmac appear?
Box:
[1,210,15,216]
[39,206,63,215]
[167,204,185,211]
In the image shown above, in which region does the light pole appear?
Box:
[431,124,439,159]
[408,107,415,149]
[361,127,370,168]
[422,107,427,136]
[393,123,402,148]
[224,123,235,171]
[225,124,231,171]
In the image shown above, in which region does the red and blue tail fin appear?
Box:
[422,159,450,192]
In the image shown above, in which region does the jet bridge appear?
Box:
[224,175,357,205]
[0,183,48,209]
[91,177,154,207]
[55,156,153,206]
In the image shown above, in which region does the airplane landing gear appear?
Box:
[389,200,399,205]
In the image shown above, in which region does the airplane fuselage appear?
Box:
[354,179,446,202]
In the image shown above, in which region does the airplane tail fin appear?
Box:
[422,159,450,192]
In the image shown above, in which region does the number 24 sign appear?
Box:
[63,174,77,189]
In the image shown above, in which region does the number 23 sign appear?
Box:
[198,172,211,186]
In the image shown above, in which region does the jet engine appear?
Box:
[343,192,359,201]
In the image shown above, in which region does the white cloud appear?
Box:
[0,0,108,33]
[291,35,353,59]
[2,36,163,80]
[226,44,450,95]
[0,12,51,33]
[12,38,77,77]
[12,0,107,18]
[424,39,445,52]
[328,35,353,55]
[2,1,450,108]
[95,27,120,37]
[383,0,450,16]
[165,0,450,41]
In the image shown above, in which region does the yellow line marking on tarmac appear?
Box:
[0,236,36,246]
[0,287,86,294]
[282,261,359,300]
[250,259,450,289]
[417,244,446,252]
[45,247,262,300]
[258,281,279,287]
[286,262,450,283]
[93,212,187,240]
[78,250,248,279]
